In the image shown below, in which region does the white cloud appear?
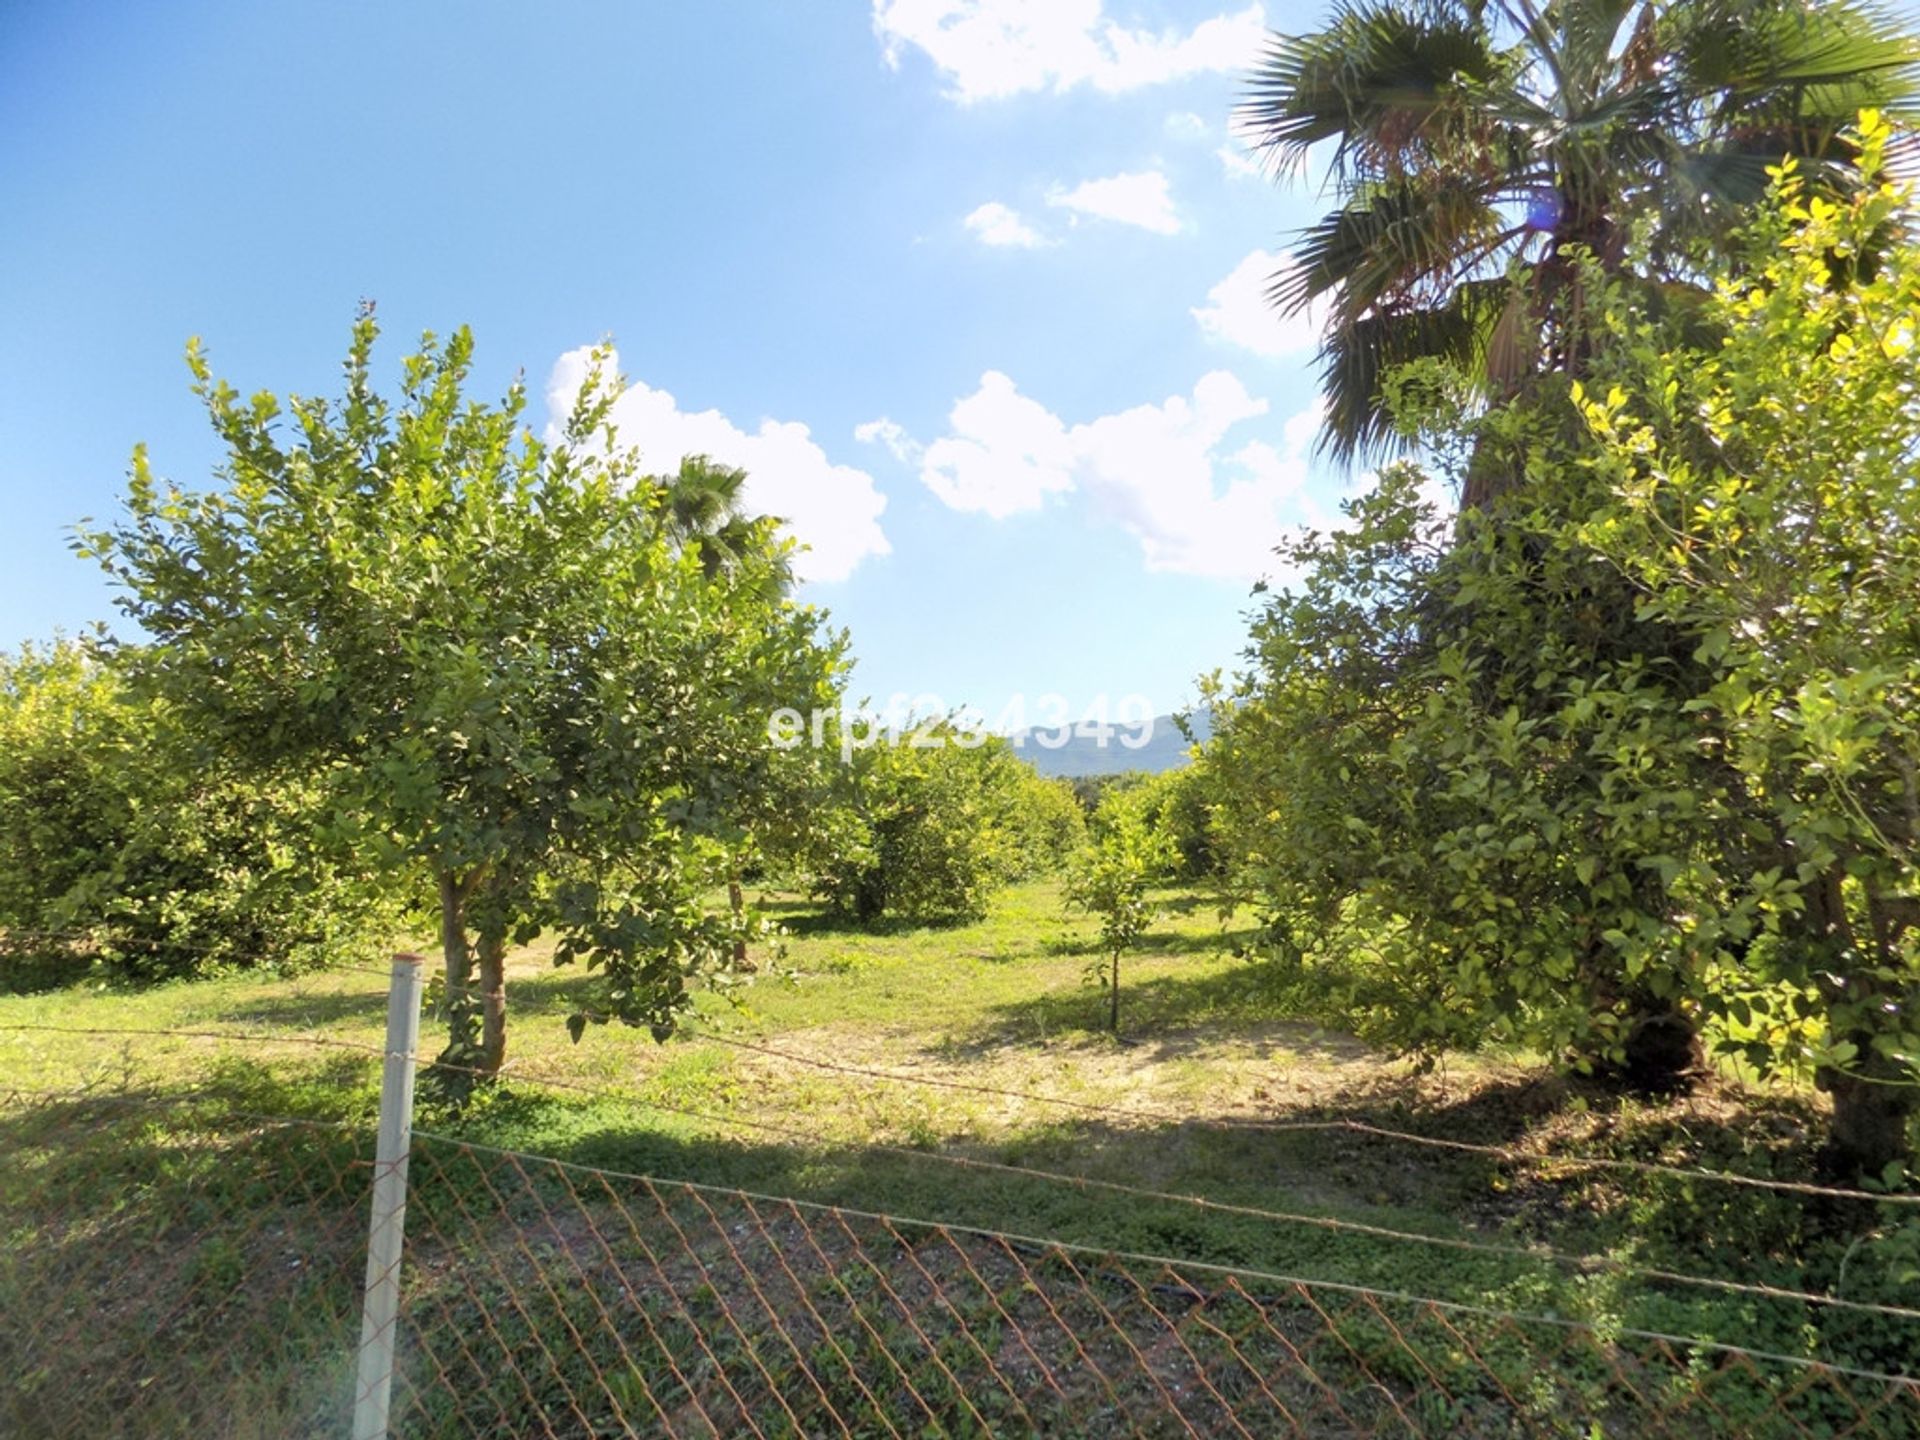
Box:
[854,416,923,466]
[963,200,1047,248]
[544,347,890,584]
[873,0,1267,104]
[1217,142,1263,179]
[1192,248,1325,358]
[1281,399,1323,456]
[1047,170,1181,235]
[920,370,1078,518]
[901,368,1327,582]
[1164,109,1208,138]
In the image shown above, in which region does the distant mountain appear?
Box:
[1008,710,1211,779]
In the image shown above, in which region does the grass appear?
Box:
[4,879,1920,1436]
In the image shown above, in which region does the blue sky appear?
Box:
[1,0,1347,725]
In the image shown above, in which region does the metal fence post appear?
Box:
[352,952,425,1440]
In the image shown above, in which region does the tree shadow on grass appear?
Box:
[2,1055,1864,1277]
[1149,888,1231,918]
[496,966,614,1018]
[769,906,977,941]
[215,984,392,1029]
[1042,922,1261,961]
[945,954,1363,1059]
[213,961,611,1030]
[1,1064,1510,1319]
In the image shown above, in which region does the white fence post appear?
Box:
[352,952,425,1440]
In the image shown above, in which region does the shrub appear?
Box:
[815,729,1055,926]
[1004,768,1087,878]
[1127,763,1223,882]
[0,640,399,989]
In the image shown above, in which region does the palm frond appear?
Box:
[1678,0,1920,111]
[1666,145,1795,208]
[1499,0,1647,115]
[1240,0,1508,181]
[1280,173,1517,321]
[1251,0,1920,473]
[1553,0,1645,98]
[1316,277,1513,463]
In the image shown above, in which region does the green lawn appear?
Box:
[4,880,1918,1437]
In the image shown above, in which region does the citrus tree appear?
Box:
[1214,116,1920,1172]
[1122,763,1224,883]
[1068,786,1176,1034]
[813,726,1056,926]
[1577,117,1920,1171]
[1006,766,1088,878]
[80,312,846,1078]
[0,638,396,989]
[1211,440,1738,1090]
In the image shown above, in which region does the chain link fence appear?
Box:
[5,961,1920,1437]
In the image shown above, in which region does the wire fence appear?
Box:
[392,1133,1920,1440]
[4,962,1920,1437]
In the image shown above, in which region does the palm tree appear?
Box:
[659,455,761,580]
[1241,0,1919,481]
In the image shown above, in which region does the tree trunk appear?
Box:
[1617,1001,1700,1096]
[436,867,507,1084]
[1808,867,1916,1177]
[1579,931,1699,1095]
[1821,1067,1914,1178]
[728,873,754,973]
[854,869,887,926]
[437,869,476,1064]
[475,923,508,1076]
[1109,949,1121,1034]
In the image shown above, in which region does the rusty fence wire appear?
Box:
[388,1130,1920,1440]
[5,1042,1920,1435]
[0,1084,375,1437]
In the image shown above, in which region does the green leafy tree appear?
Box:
[1576,117,1920,1170]
[1210,446,1738,1088]
[814,727,1040,926]
[1241,0,1918,471]
[80,313,845,1078]
[0,639,396,989]
[1213,116,1920,1170]
[1125,762,1225,882]
[1068,788,1176,1034]
[1005,766,1088,878]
